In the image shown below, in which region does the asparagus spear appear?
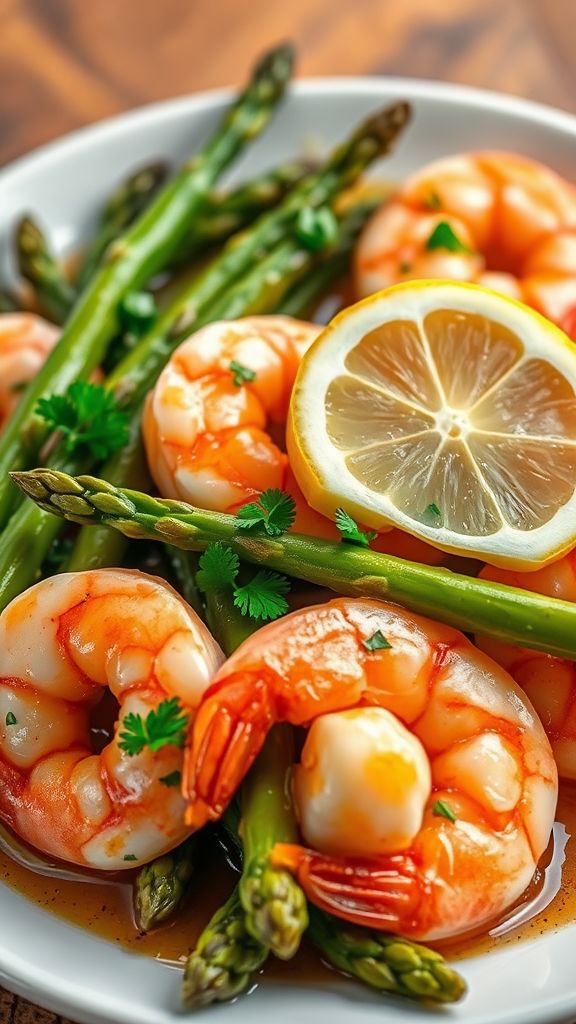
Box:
[0,198,369,611]
[15,469,576,660]
[175,159,312,262]
[75,162,168,292]
[240,727,308,959]
[307,907,466,1004]
[114,100,410,399]
[181,886,268,1008]
[15,216,77,325]
[0,43,294,530]
[134,837,199,933]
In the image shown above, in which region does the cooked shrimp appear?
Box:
[183,597,557,941]
[477,551,576,780]
[355,152,576,333]
[0,313,59,430]
[0,569,223,870]
[142,315,445,564]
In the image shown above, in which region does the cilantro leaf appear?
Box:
[334,508,377,547]
[363,630,392,652]
[5,712,17,726]
[236,489,296,537]
[196,542,240,592]
[233,570,291,622]
[422,502,443,526]
[118,697,189,757]
[123,853,138,862]
[425,221,471,254]
[159,770,182,788]
[36,381,129,459]
[432,799,457,823]
[230,360,257,387]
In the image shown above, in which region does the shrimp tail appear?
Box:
[183,673,275,828]
[270,843,422,934]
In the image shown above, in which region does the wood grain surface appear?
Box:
[1,0,576,1022]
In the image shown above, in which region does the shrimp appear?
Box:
[477,551,576,780]
[0,313,60,430]
[355,152,576,334]
[142,315,445,565]
[183,597,557,941]
[0,569,224,870]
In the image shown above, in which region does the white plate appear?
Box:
[1,77,576,1024]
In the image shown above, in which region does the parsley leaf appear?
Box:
[422,502,443,526]
[118,698,189,757]
[36,381,129,459]
[196,542,240,592]
[236,489,296,537]
[123,853,138,862]
[363,630,392,652]
[159,770,182,788]
[233,570,291,622]
[296,205,339,251]
[335,508,377,547]
[432,799,457,823]
[5,712,17,726]
[425,221,471,254]
[230,361,257,387]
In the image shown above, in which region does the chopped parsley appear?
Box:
[363,630,392,652]
[335,508,377,547]
[230,361,257,387]
[5,712,17,726]
[432,799,457,823]
[425,221,471,254]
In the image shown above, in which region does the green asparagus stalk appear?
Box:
[15,216,77,325]
[0,197,369,610]
[240,727,308,959]
[175,159,312,262]
[307,907,466,1004]
[134,837,199,933]
[75,162,168,292]
[181,886,268,1008]
[0,44,294,530]
[14,468,576,660]
[113,100,410,399]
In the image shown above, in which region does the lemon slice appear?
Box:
[287,281,576,569]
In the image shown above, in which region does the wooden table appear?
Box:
[1,0,576,1021]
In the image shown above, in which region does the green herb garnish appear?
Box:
[36,381,129,459]
[5,712,17,726]
[363,630,392,652]
[119,698,189,757]
[159,770,182,788]
[432,799,457,822]
[230,361,257,387]
[296,205,339,251]
[335,508,377,547]
[236,488,296,537]
[196,542,290,622]
[425,221,471,254]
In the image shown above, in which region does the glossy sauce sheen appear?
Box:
[1,784,575,971]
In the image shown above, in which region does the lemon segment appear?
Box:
[287,281,576,569]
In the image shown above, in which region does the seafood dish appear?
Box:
[2,43,576,1019]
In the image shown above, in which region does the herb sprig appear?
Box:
[196,541,290,622]
[335,508,377,547]
[119,697,189,757]
[36,381,129,459]
[236,488,296,537]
